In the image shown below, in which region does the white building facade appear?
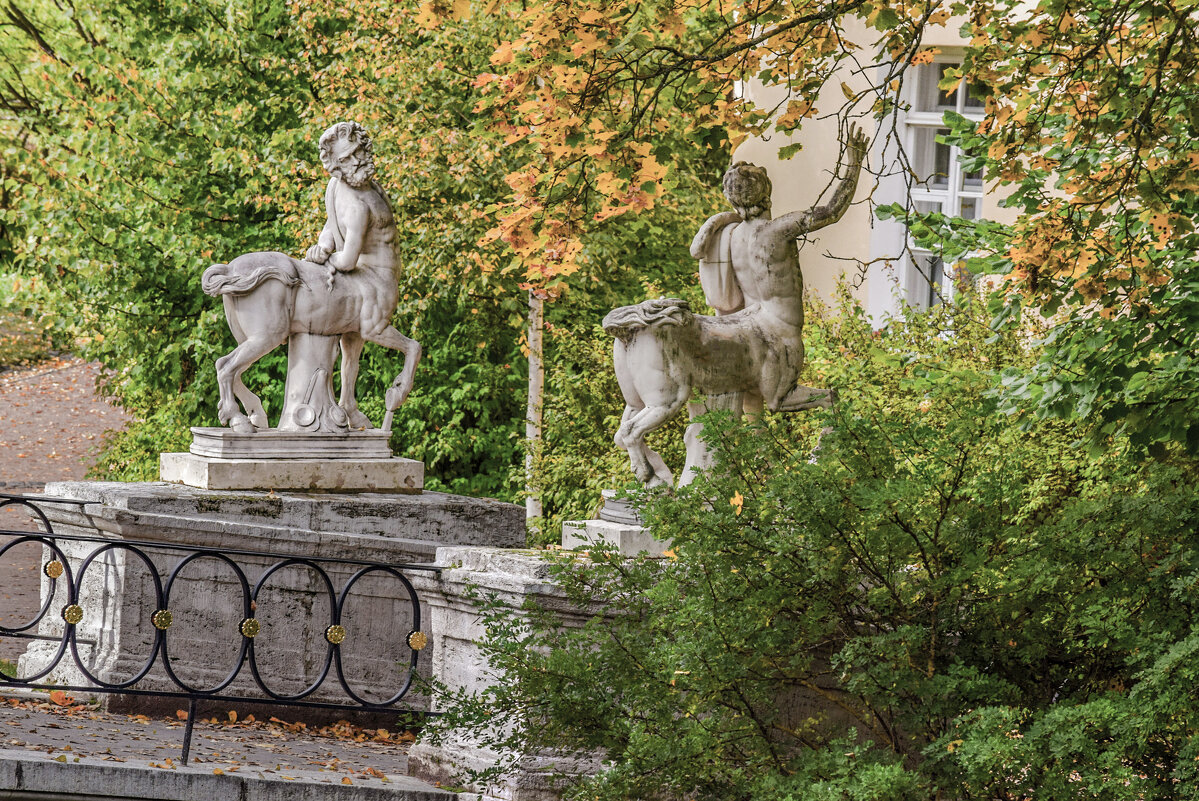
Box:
[732,22,1015,323]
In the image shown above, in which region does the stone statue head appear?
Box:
[319,122,376,188]
[722,162,772,219]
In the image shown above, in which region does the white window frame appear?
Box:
[902,55,985,309]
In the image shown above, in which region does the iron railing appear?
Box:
[0,491,438,764]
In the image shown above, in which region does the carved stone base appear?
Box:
[161,452,423,492]
[561,518,672,557]
[189,427,393,460]
[596,488,641,525]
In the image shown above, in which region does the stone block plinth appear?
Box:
[561,518,671,557]
[409,547,607,801]
[161,452,423,492]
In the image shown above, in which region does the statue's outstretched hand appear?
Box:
[845,123,870,165]
[306,244,331,264]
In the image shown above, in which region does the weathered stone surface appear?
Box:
[604,127,867,487]
[204,122,420,437]
[561,518,671,557]
[189,427,394,460]
[160,452,423,492]
[409,547,607,801]
[0,747,453,801]
[17,482,524,709]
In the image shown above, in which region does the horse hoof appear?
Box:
[385,386,409,410]
[343,406,373,429]
[230,416,255,434]
[249,411,269,429]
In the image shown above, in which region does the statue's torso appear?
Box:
[727,218,804,337]
[332,180,397,271]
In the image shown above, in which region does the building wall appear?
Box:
[731,19,1017,323]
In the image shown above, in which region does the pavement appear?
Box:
[0,691,419,783]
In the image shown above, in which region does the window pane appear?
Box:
[916,63,961,112]
[962,165,983,190]
[914,199,943,215]
[911,127,951,189]
[914,253,945,308]
[959,197,979,219]
[964,82,986,109]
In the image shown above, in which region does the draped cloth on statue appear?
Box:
[693,218,744,315]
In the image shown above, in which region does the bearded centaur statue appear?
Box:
[604,125,869,487]
[202,122,420,435]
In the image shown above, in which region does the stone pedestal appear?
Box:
[409,547,605,801]
[560,519,671,557]
[161,427,422,492]
[160,452,423,492]
[17,481,524,710]
[560,489,670,557]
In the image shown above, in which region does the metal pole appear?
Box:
[180,698,198,766]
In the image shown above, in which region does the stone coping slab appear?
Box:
[160,453,424,493]
[189,428,395,461]
[36,481,524,553]
[0,748,454,801]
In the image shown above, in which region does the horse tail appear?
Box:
[202,253,301,297]
[602,298,692,343]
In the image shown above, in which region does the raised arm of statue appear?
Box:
[773,124,869,242]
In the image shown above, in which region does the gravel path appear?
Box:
[0,357,129,661]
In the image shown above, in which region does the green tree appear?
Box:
[890,0,1199,453]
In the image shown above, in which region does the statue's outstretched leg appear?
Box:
[337,332,373,429]
[618,392,688,488]
[215,332,286,433]
[362,325,421,430]
[616,404,674,486]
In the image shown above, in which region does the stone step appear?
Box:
[0,748,459,801]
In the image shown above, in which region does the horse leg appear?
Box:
[362,325,422,412]
[616,404,673,486]
[618,391,688,488]
[232,378,269,429]
[216,334,286,433]
[337,333,373,429]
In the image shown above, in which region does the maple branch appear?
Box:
[638,0,866,71]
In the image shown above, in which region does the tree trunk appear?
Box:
[525,290,544,522]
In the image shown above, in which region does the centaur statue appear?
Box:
[202,122,420,434]
[604,125,869,487]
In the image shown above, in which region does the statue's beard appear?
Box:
[339,160,376,188]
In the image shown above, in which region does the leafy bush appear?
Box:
[437,295,1199,800]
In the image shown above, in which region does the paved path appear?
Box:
[0,358,128,661]
[0,692,417,784]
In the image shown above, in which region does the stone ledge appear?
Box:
[160,453,423,492]
[0,748,455,801]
